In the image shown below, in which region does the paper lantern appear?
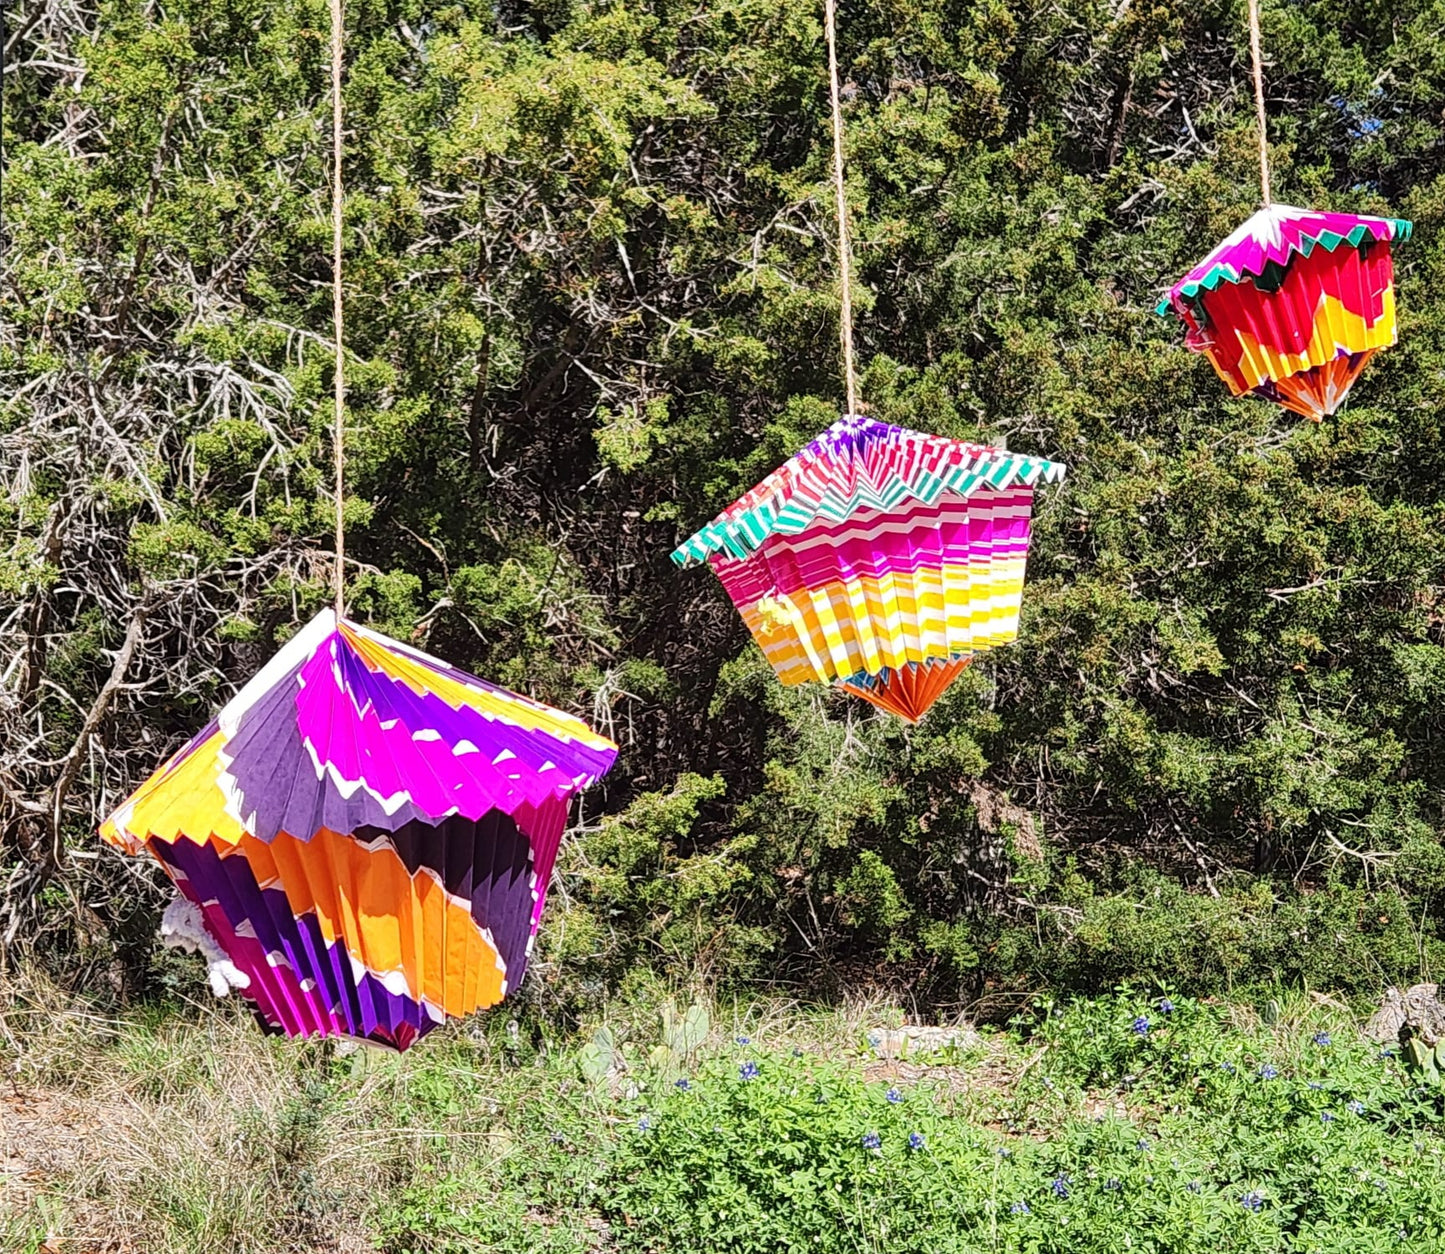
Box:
[1159,204,1411,420]
[100,610,617,1050]
[672,415,1067,722]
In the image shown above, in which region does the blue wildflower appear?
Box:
[736,1035,751,1045]
[908,1132,926,1151]
[1051,1174,1071,1198]
[1378,1047,1396,1060]
[792,1047,804,1058]
[638,1116,651,1131]
[1312,1032,1332,1047]
[1137,1139,1151,1152]
[996,1147,1012,1158]
[862,1131,881,1150]
[1348,1100,1365,1115]
[1321,1111,1335,1124]
[1158,997,1176,1015]
[1241,1190,1265,1212]
[1010,1201,1030,1215]
[739,1061,760,1081]
[1308,1081,1324,1091]
[1132,1016,1150,1036]
[1259,1064,1278,1080]
[1187,1181,1202,1195]
[886,1087,903,1104]
[675,1078,691,1091]
[1219,1061,1236,1074]
[1104,1178,1122,1192]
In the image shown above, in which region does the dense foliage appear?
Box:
[602,997,1445,1254]
[5,0,1445,1009]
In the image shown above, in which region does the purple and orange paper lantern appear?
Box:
[100,610,616,1050]
[1159,204,1410,421]
[672,415,1066,723]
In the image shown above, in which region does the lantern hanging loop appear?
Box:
[823,0,859,416]
[330,0,346,615]
[1247,0,1271,207]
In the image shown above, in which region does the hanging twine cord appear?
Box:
[330,0,346,616]
[1247,0,1272,206]
[823,0,859,416]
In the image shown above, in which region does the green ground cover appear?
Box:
[3,983,1440,1253]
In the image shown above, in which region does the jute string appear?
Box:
[1247,0,1272,206]
[823,0,859,415]
[330,0,346,616]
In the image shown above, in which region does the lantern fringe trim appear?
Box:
[1157,205,1411,314]
[671,416,1066,567]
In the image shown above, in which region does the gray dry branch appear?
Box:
[0,0,334,964]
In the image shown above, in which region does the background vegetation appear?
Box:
[6,0,1445,1019]
[5,979,1442,1252]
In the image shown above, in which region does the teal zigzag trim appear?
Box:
[670,442,1067,567]
[1155,216,1412,316]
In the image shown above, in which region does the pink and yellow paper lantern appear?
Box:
[1159,204,1410,421]
[672,416,1067,722]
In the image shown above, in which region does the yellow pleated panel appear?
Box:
[1223,287,1397,392]
[738,563,1030,686]
[100,729,249,854]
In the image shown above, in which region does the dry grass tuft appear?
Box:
[0,970,425,1254]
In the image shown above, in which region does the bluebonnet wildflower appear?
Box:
[1219,1061,1235,1074]
[1321,1111,1335,1124]
[1308,1081,1324,1091]
[886,1087,903,1104]
[1104,1178,1122,1192]
[1137,1139,1151,1152]
[638,1116,651,1131]
[1158,997,1176,1015]
[1378,1047,1396,1060]
[908,1132,926,1151]
[862,1131,881,1150]
[736,1035,751,1046]
[1010,1201,1030,1215]
[1259,1064,1278,1080]
[996,1147,1012,1158]
[675,1078,691,1091]
[1241,1190,1265,1212]
[867,1032,882,1049]
[1187,1181,1202,1195]
[1312,1032,1332,1047]
[1051,1174,1071,1199]
[739,1061,760,1081]
[1132,1016,1150,1036]
[1348,1100,1365,1115]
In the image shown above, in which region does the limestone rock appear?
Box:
[1364,983,1445,1046]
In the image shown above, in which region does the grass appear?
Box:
[1,972,1441,1253]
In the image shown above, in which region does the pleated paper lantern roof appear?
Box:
[1158,204,1411,421]
[672,415,1067,722]
[100,610,617,1050]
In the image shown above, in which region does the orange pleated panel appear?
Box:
[1266,350,1376,422]
[839,656,972,723]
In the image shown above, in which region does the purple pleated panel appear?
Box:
[157,836,441,1049]
[217,615,617,844]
